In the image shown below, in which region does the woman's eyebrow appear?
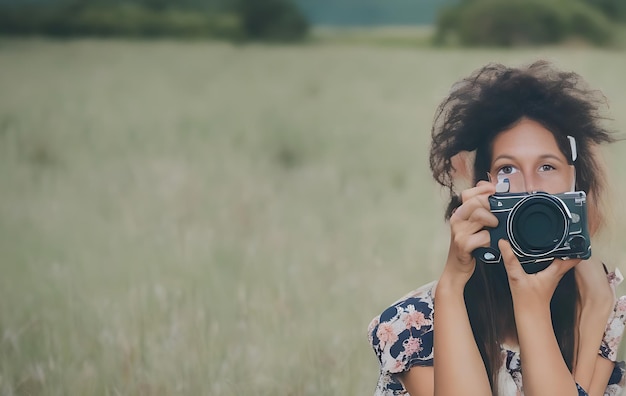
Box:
[492,154,515,162]
[492,153,567,163]
[538,154,568,163]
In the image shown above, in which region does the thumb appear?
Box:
[539,257,580,281]
[499,239,525,282]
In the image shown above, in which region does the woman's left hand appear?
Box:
[498,239,580,309]
[499,239,584,396]
[500,240,617,392]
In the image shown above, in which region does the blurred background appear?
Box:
[1,0,626,395]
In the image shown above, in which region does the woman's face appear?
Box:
[489,118,575,194]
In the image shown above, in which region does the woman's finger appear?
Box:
[451,229,491,255]
[465,229,491,252]
[460,181,496,204]
[468,207,499,229]
[453,195,493,222]
[541,258,580,280]
[452,205,498,241]
[499,239,525,282]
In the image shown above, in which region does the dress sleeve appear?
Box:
[599,269,626,362]
[603,361,626,396]
[598,269,626,395]
[599,295,626,361]
[368,293,435,375]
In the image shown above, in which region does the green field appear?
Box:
[1,38,626,395]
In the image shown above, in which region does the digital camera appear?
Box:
[473,191,591,268]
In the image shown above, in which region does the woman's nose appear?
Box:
[523,175,538,193]
[507,172,543,193]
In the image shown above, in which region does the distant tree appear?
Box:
[0,0,242,39]
[434,0,613,47]
[582,0,626,22]
[233,0,309,41]
[57,0,229,12]
[0,0,311,41]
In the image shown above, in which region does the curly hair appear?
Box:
[429,60,615,234]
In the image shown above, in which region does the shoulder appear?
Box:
[368,280,437,336]
[368,281,437,374]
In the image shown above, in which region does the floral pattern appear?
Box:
[601,268,626,363]
[368,274,626,396]
[368,281,435,395]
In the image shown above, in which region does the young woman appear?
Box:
[368,61,626,396]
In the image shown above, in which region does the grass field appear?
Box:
[1,38,626,395]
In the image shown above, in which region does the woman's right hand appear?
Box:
[442,181,498,285]
[433,180,498,396]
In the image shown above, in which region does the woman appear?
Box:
[368,61,626,396]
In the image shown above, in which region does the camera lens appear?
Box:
[507,194,568,256]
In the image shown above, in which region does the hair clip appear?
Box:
[567,135,577,162]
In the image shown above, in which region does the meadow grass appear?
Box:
[310,26,435,48]
[1,38,626,395]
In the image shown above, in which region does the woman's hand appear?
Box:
[434,180,497,396]
[442,181,497,286]
[500,239,582,396]
[499,239,579,309]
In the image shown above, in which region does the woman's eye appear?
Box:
[497,165,518,175]
[539,164,555,172]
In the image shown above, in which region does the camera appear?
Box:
[473,190,591,267]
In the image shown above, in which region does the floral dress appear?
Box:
[368,272,626,396]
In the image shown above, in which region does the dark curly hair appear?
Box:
[428,61,617,394]
[429,60,615,235]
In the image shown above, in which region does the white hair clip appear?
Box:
[567,135,577,162]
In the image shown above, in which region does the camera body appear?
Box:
[474,190,591,267]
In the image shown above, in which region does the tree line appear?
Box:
[1,0,625,46]
[435,0,626,46]
[0,0,310,41]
